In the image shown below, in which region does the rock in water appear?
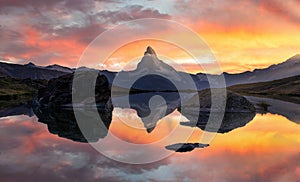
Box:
[179,89,256,133]
[165,143,209,152]
[180,89,256,113]
[34,71,111,107]
[33,70,113,143]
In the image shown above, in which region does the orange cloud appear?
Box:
[1,0,300,74]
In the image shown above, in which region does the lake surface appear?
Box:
[0,95,300,181]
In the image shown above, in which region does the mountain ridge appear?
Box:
[0,61,73,80]
[197,53,300,76]
[0,49,299,87]
[196,54,300,86]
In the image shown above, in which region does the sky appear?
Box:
[0,0,300,73]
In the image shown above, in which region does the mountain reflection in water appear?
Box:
[0,93,298,147]
[26,91,256,149]
[0,95,299,181]
[1,112,299,181]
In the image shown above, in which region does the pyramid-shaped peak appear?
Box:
[146,125,156,133]
[144,46,157,56]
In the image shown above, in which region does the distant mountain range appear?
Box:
[198,54,300,86]
[101,47,300,91]
[0,62,73,80]
[0,48,299,90]
[44,64,73,73]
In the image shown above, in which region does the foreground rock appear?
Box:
[33,71,113,142]
[180,112,255,133]
[179,89,256,133]
[165,143,209,152]
[180,89,256,113]
[34,71,111,108]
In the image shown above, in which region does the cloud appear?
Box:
[172,0,300,32]
[96,5,170,24]
[0,0,299,72]
[0,115,172,181]
[257,0,300,24]
[0,0,92,12]
[0,1,171,67]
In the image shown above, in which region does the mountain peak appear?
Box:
[24,62,36,67]
[144,46,157,56]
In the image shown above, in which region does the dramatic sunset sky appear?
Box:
[0,0,300,73]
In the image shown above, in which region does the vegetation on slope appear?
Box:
[228,75,300,103]
[0,76,46,108]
